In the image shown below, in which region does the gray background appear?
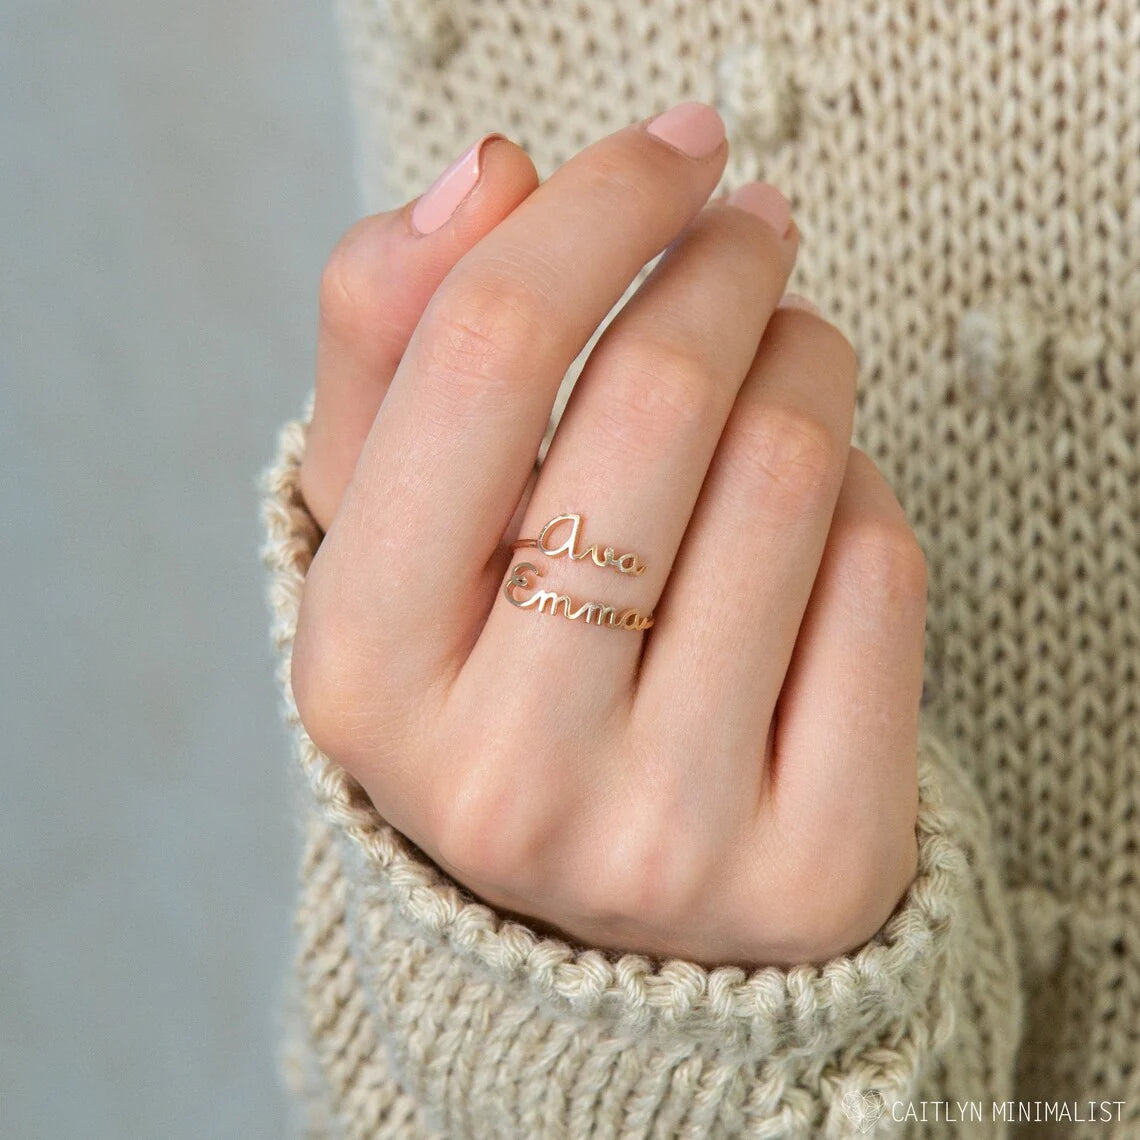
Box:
[2,2,358,1135]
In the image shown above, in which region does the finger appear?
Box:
[763,446,926,863]
[300,134,540,530]
[471,185,798,700]
[636,301,858,748]
[329,103,730,671]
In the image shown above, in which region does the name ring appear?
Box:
[504,513,654,632]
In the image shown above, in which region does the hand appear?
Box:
[292,103,924,968]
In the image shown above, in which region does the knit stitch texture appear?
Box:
[262,1,1140,1135]
[263,417,1017,1138]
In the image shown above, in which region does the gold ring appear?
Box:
[504,513,654,631]
[509,513,648,576]
[503,562,654,631]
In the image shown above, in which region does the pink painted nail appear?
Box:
[778,292,821,315]
[725,181,793,238]
[646,102,726,159]
[411,133,505,235]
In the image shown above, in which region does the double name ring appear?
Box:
[504,513,654,631]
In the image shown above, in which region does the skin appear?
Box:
[293,108,924,968]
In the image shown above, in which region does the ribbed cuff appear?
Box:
[262,411,1020,1138]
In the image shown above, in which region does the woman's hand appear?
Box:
[292,103,924,968]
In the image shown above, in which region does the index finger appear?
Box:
[322,103,730,677]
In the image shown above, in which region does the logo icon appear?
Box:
[841,1090,885,1134]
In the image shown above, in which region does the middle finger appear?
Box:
[471,184,798,698]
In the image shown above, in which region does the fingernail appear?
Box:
[777,292,821,315]
[646,101,726,159]
[411,133,505,236]
[726,181,793,238]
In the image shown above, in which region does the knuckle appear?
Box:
[770,311,860,403]
[816,321,860,384]
[579,152,651,212]
[428,781,490,883]
[783,309,859,379]
[318,218,389,335]
[779,850,890,959]
[290,604,372,767]
[735,403,845,518]
[592,338,713,456]
[707,200,791,267]
[420,271,547,399]
[769,782,921,958]
[808,888,881,958]
[573,807,710,926]
[429,761,547,888]
[576,853,679,928]
[837,520,929,605]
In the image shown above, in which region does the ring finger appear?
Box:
[636,301,858,750]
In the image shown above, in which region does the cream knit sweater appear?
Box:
[261,2,1140,1136]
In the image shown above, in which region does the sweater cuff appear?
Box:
[262,412,1020,1138]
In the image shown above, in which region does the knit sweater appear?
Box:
[261,2,1140,1137]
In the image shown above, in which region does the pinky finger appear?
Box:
[767,446,928,851]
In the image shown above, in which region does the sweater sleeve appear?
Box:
[262,409,1023,1140]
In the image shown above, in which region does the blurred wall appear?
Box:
[1,1,358,1135]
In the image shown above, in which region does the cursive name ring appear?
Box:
[503,562,654,631]
[509,513,648,576]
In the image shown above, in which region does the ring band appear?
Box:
[510,513,648,576]
[503,562,654,631]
